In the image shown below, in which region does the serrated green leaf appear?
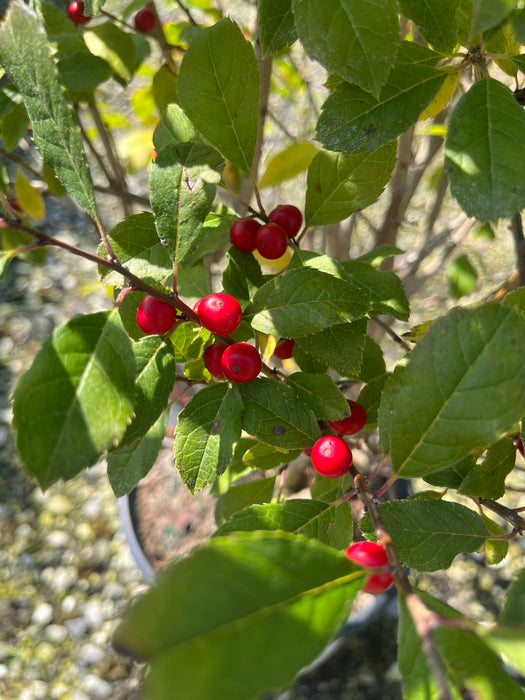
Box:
[399,0,458,53]
[178,19,260,174]
[341,260,410,320]
[458,437,516,499]
[120,336,175,446]
[84,22,138,83]
[259,142,317,189]
[149,143,222,265]
[285,372,350,420]
[174,383,242,493]
[12,310,136,488]
[447,253,478,299]
[0,1,97,218]
[360,499,489,571]
[182,205,234,265]
[258,0,298,57]
[356,373,389,427]
[246,267,369,337]
[113,531,363,700]
[445,77,525,221]
[304,143,397,227]
[317,41,445,154]
[292,0,400,98]
[97,212,171,290]
[107,409,168,498]
[215,498,352,549]
[215,476,276,525]
[239,378,321,449]
[295,319,367,380]
[379,304,525,478]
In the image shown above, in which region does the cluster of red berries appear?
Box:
[307,399,367,478]
[67,1,156,32]
[345,541,394,594]
[229,204,302,260]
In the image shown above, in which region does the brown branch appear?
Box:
[477,498,525,534]
[510,212,525,288]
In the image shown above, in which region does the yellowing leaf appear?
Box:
[253,247,292,271]
[258,142,318,189]
[116,129,154,172]
[15,171,45,220]
[419,71,459,121]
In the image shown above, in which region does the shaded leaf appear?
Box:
[215,476,276,524]
[222,247,265,304]
[242,442,302,470]
[12,311,136,488]
[471,0,516,36]
[447,253,478,299]
[286,373,349,421]
[295,319,367,380]
[341,260,409,320]
[458,437,516,499]
[258,0,298,57]
[399,0,459,53]
[57,51,112,91]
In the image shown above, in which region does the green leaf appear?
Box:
[215,498,352,549]
[513,9,525,44]
[258,0,298,57]
[153,104,200,152]
[355,245,404,268]
[482,513,509,565]
[285,372,350,420]
[174,383,243,493]
[239,378,321,449]
[317,42,446,154]
[107,409,168,498]
[379,304,525,478]
[222,247,265,304]
[149,143,222,265]
[292,0,400,98]
[182,205,234,265]
[57,51,112,91]
[12,311,136,488]
[0,2,97,218]
[458,437,516,499]
[399,592,525,700]
[292,344,329,375]
[356,373,389,427]
[246,267,369,337]
[97,212,171,290]
[120,336,175,445]
[399,0,459,53]
[177,260,212,301]
[360,499,489,571]
[295,319,367,380]
[242,442,302,470]
[84,22,138,83]
[259,142,318,189]
[340,260,410,320]
[1,102,29,152]
[422,455,476,489]
[152,64,179,113]
[304,143,397,227]
[178,19,260,174]
[215,476,276,524]
[500,568,525,628]
[471,0,516,36]
[447,253,478,299]
[113,532,363,700]
[83,0,105,17]
[445,77,525,221]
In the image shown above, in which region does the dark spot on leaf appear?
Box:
[273,425,286,435]
[315,182,322,193]
[364,123,376,137]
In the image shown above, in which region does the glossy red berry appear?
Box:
[255,222,288,260]
[221,343,261,382]
[273,338,295,360]
[197,294,242,335]
[134,7,156,33]
[345,541,394,594]
[311,435,352,478]
[203,343,228,378]
[229,218,260,253]
[269,204,303,238]
[327,400,367,435]
[68,1,91,24]
[136,295,177,335]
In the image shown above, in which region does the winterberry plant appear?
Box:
[2,1,525,699]
[134,7,156,33]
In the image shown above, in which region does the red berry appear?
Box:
[273,338,295,360]
[516,436,525,458]
[303,448,313,456]
[221,343,261,382]
[197,293,242,335]
[136,295,177,335]
[269,204,303,238]
[229,218,260,253]
[134,7,156,33]
[311,435,352,478]
[327,400,367,435]
[67,1,91,24]
[255,222,288,260]
[203,343,228,378]
[345,541,394,594]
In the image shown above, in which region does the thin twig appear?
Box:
[510,212,525,287]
